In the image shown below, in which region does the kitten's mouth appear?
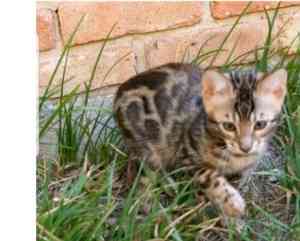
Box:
[233,153,249,157]
[231,151,257,157]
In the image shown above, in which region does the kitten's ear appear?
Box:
[255,69,287,110]
[201,70,234,114]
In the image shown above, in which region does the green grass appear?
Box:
[37,5,300,241]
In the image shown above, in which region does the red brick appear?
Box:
[143,21,274,69]
[211,1,300,20]
[279,8,300,53]
[37,8,56,51]
[144,38,178,69]
[58,2,203,45]
[37,1,59,11]
[176,22,276,67]
[39,43,136,94]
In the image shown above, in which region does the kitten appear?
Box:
[113,63,287,219]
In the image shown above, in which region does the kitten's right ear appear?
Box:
[201,70,234,114]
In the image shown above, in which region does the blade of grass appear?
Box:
[39,85,80,138]
[39,15,85,110]
[37,222,63,241]
[191,34,218,64]
[102,51,132,85]
[58,47,71,159]
[256,3,280,71]
[209,2,252,67]
[77,23,117,149]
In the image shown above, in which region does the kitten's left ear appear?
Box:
[255,69,287,109]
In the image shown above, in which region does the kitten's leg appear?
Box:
[238,167,255,191]
[195,166,246,218]
[126,155,138,186]
[126,148,162,186]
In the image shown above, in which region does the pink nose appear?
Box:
[239,137,253,153]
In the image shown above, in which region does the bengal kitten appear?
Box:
[113,63,287,219]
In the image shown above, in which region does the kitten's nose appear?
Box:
[239,137,253,153]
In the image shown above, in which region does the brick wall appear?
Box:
[37,1,300,94]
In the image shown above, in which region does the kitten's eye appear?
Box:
[222,122,236,132]
[254,120,268,130]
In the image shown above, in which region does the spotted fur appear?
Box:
[113,63,287,219]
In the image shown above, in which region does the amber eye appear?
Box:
[254,120,268,130]
[222,122,236,132]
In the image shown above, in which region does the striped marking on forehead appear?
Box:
[229,69,258,120]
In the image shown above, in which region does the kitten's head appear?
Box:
[201,68,287,156]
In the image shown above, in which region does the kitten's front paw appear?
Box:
[223,187,245,217]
